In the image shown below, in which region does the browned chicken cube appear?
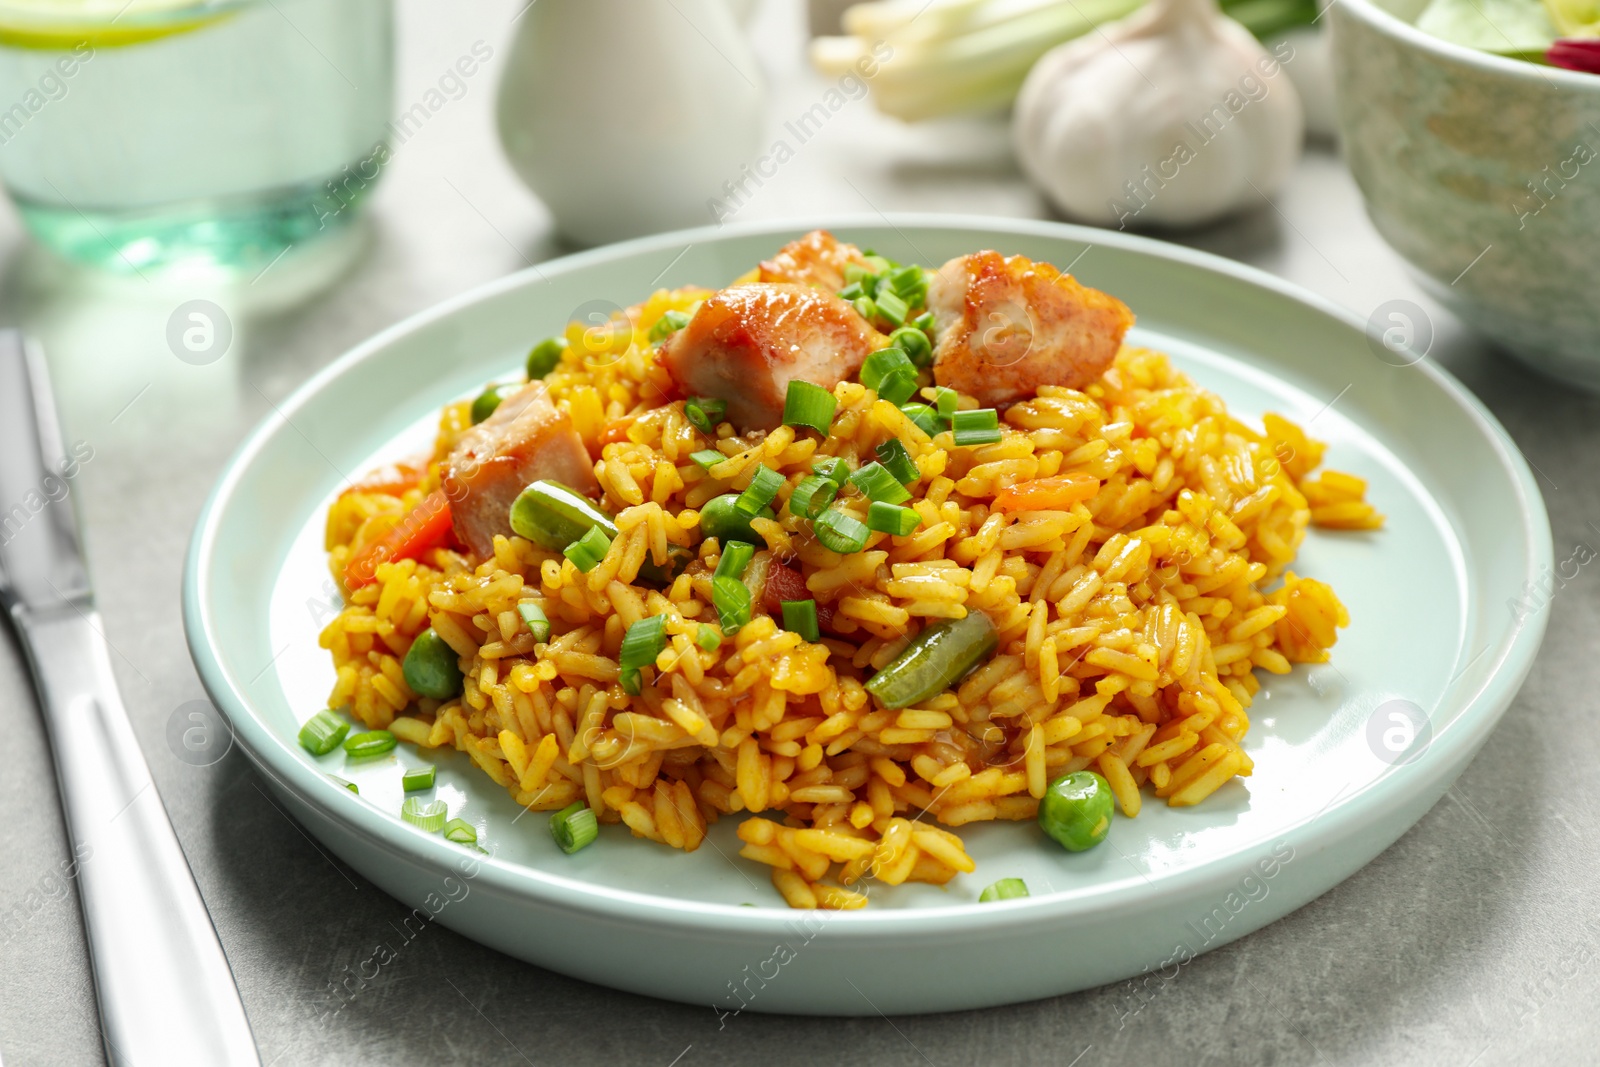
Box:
[443,381,598,556]
[759,229,870,291]
[660,283,881,430]
[928,250,1134,407]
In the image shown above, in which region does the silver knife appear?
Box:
[0,334,260,1067]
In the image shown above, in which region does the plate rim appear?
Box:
[182,212,1551,936]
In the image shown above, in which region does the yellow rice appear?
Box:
[319,277,1381,908]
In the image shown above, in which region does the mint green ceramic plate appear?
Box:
[184,216,1549,1015]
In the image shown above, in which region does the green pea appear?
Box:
[526,336,567,379]
[699,493,774,546]
[1037,770,1114,852]
[402,628,463,701]
[470,383,520,424]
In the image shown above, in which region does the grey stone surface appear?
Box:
[0,3,1593,1065]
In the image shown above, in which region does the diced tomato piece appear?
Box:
[598,417,637,448]
[344,490,454,590]
[338,458,426,500]
[762,561,838,633]
[991,472,1101,513]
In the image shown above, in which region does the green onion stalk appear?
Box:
[810,0,1320,122]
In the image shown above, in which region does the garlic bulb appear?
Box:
[1013,0,1304,229]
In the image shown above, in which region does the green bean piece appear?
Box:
[402,628,463,700]
[1038,771,1114,852]
[699,493,773,546]
[863,611,998,710]
[510,480,618,553]
[500,478,689,584]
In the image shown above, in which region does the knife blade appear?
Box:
[0,332,261,1067]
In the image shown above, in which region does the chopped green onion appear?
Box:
[812,456,852,486]
[874,289,910,328]
[863,254,894,274]
[736,465,784,516]
[850,462,912,505]
[813,507,871,554]
[911,311,936,335]
[860,346,919,404]
[843,263,875,287]
[691,448,727,472]
[343,730,397,760]
[684,396,726,435]
[401,796,448,832]
[713,575,752,634]
[788,474,839,520]
[715,540,755,581]
[402,765,436,791]
[619,616,668,670]
[932,386,959,422]
[526,337,566,379]
[648,309,690,343]
[852,295,878,322]
[443,818,478,845]
[619,615,668,695]
[783,380,837,435]
[696,623,723,651]
[900,403,940,437]
[517,602,551,642]
[889,326,933,367]
[885,264,927,300]
[298,709,349,756]
[838,280,865,301]
[564,526,612,572]
[882,371,919,406]
[550,802,599,854]
[952,408,1003,446]
[875,439,919,485]
[782,600,821,642]
[868,501,923,536]
[861,347,917,395]
[329,775,358,794]
[978,878,1030,902]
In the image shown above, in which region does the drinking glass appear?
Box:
[0,0,393,273]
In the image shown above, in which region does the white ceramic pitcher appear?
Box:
[496,0,766,246]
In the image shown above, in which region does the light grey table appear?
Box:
[2,3,1593,1065]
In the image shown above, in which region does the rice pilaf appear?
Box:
[319,239,1381,910]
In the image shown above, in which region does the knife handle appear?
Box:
[17,605,260,1067]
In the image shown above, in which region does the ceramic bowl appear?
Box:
[1330,0,1600,388]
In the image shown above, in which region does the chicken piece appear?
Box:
[443,381,597,557]
[759,229,871,291]
[660,283,881,430]
[927,250,1134,407]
